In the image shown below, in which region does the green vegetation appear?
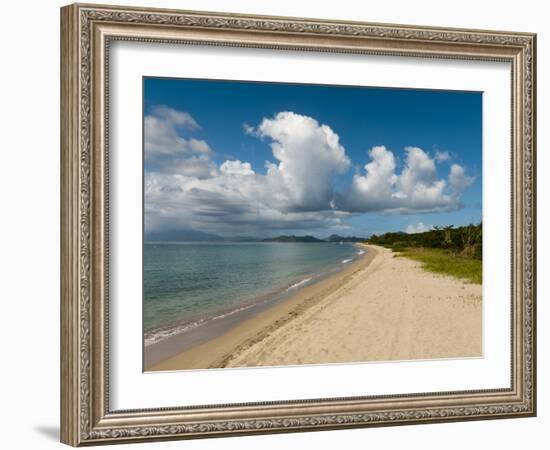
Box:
[398,248,481,284]
[367,223,482,284]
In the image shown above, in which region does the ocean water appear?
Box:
[143,242,365,346]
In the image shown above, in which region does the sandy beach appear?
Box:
[148,245,482,371]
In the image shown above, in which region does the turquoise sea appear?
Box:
[143,242,365,347]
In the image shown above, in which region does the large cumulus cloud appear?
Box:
[144,107,475,237]
[252,112,350,212]
[339,145,473,213]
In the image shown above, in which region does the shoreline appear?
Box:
[146,244,376,371]
[148,244,482,371]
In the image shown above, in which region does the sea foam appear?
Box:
[285,277,312,291]
[144,302,258,347]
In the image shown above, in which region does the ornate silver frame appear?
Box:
[60,3,536,446]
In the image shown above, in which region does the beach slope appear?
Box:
[149,245,481,371]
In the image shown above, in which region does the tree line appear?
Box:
[367,222,482,260]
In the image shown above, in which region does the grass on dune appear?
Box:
[396,248,482,284]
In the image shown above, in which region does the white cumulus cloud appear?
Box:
[435,150,451,162]
[145,111,353,236]
[341,145,473,213]
[449,163,475,192]
[220,160,255,176]
[144,108,476,238]
[144,105,212,161]
[160,155,217,179]
[253,111,350,212]
[405,222,433,234]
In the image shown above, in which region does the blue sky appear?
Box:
[143,77,482,239]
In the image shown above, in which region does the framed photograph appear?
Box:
[60,3,536,446]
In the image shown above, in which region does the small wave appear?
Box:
[211,302,256,320]
[341,259,353,264]
[356,249,365,255]
[144,319,206,346]
[144,302,258,347]
[285,277,312,292]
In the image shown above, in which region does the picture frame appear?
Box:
[60,2,536,446]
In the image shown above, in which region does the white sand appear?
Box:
[150,245,481,371]
[225,245,482,368]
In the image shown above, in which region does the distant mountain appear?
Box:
[262,235,325,243]
[325,234,368,243]
[145,229,224,242]
[145,231,368,243]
